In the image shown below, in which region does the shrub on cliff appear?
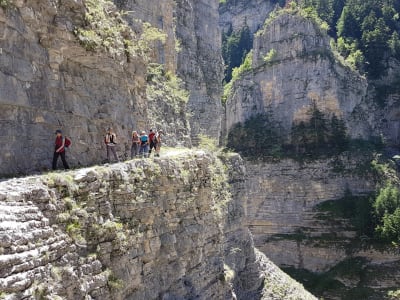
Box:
[227,113,283,159]
[374,183,400,245]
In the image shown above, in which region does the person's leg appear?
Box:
[60,151,70,169]
[149,141,154,155]
[135,144,139,157]
[144,144,149,158]
[107,145,111,162]
[111,146,119,161]
[131,144,137,159]
[52,152,59,170]
[155,143,161,157]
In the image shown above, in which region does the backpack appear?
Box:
[64,137,72,148]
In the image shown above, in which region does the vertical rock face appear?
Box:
[0,0,148,175]
[225,12,369,138]
[219,0,276,34]
[0,0,196,176]
[244,157,400,298]
[175,0,224,143]
[114,0,177,73]
[0,151,316,300]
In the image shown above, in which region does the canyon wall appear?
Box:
[0,0,150,175]
[0,151,316,300]
[245,157,400,299]
[219,0,276,34]
[225,11,370,139]
[174,0,224,143]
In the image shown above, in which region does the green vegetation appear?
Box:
[374,183,400,245]
[222,24,253,82]
[263,48,278,64]
[222,51,253,104]
[284,257,373,299]
[389,289,400,299]
[107,271,124,290]
[227,113,283,159]
[146,63,189,114]
[315,190,375,236]
[74,0,165,61]
[0,0,12,8]
[298,0,400,78]
[227,104,352,160]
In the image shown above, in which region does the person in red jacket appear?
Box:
[148,128,156,156]
[52,129,70,170]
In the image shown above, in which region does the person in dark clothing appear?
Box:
[148,128,156,156]
[52,129,70,170]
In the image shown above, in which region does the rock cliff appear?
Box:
[0,0,147,175]
[0,0,225,176]
[118,0,225,144]
[0,151,316,299]
[174,0,224,143]
[225,11,369,139]
[219,0,276,34]
[244,157,400,299]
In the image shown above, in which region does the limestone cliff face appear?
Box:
[225,12,369,138]
[245,157,400,298]
[0,151,316,299]
[0,0,151,175]
[219,0,276,34]
[175,0,224,143]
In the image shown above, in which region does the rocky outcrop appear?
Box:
[0,150,316,299]
[225,11,369,139]
[244,157,400,298]
[219,0,277,34]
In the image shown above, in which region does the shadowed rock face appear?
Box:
[0,151,316,300]
[225,13,369,139]
[174,0,224,144]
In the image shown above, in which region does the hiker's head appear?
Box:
[107,127,112,133]
[132,130,137,136]
[149,129,153,133]
[158,130,163,134]
[141,131,146,135]
[55,129,62,137]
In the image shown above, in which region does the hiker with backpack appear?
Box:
[131,130,140,159]
[104,127,119,163]
[148,128,156,156]
[154,130,163,157]
[52,129,70,170]
[139,130,149,158]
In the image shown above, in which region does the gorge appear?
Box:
[1,0,400,299]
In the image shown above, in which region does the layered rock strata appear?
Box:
[0,0,194,176]
[0,151,316,299]
[245,157,400,298]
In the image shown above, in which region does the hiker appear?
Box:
[148,128,156,156]
[131,130,140,159]
[154,130,163,157]
[52,129,70,170]
[139,130,149,158]
[104,127,119,163]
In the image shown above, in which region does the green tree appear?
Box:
[222,24,253,82]
[374,184,400,243]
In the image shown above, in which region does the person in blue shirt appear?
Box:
[139,131,149,158]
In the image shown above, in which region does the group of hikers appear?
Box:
[52,127,163,170]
